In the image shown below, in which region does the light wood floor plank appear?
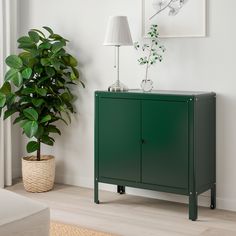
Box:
[6,181,236,236]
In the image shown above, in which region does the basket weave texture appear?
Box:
[22,155,55,193]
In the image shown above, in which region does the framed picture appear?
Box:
[142,0,206,38]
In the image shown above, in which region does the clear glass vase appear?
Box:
[140,79,153,92]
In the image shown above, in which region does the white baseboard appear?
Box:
[55,174,236,212]
[55,174,93,189]
[216,197,236,212]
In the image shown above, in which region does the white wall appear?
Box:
[17,0,236,211]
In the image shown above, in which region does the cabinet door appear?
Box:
[98,98,141,182]
[142,100,189,189]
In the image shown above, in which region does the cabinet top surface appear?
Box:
[96,89,215,96]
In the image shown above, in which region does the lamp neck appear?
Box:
[115,46,120,84]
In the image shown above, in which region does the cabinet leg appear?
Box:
[117,185,126,194]
[189,192,198,221]
[210,184,216,209]
[94,179,99,204]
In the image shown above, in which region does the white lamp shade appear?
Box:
[104,16,133,46]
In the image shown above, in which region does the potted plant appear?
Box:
[0,26,84,192]
[134,24,166,92]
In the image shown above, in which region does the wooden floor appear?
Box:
[7,182,236,236]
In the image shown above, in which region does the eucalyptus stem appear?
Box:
[134,24,165,84]
[145,42,154,81]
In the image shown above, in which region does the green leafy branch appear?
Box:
[134,25,165,81]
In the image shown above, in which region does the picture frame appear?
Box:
[142,0,206,38]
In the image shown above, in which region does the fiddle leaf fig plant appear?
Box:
[0,26,84,161]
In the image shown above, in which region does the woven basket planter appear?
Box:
[22,155,55,193]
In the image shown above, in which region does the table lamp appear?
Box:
[104,16,133,92]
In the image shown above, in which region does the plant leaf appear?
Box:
[70,72,77,81]
[51,59,61,71]
[22,68,32,79]
[49,34,68,41]
[69,56,78,67]
[19,52,37,67]
[34,125,44,139]
[20,120,28,128]
[40,58,50,66]
[31,28,46,38]
[40,115,51,123]
[22,121,38,138]
[37,76,50,85]
[72,67,79,78]
[4,108,17,120]
[34,65,43,74]
[46,125,61,135]
[52,41,65,53]
[38,42,51,50]
[43,26,54,35]
[5,55,23,69]
[5,69,18,82]
[18,43,37,50]
[23,108,38,121]
[12,72,23,87]
[65,111,71,123]
[28,31,40,43]
[57,116,68,125]
[0,82,11,95]
[45,67,55,77]
[26,141,39,153]
[79,80,85,88]
[32,98,44,107]
[0,92,6,107]
[17,36,33,44]
[61,92,73,102]
[6,93,16,106]
[41,135,54,146]
[36,88,47,96]
[21,87,35,95]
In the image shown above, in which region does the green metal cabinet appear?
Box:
[94,90,216,221]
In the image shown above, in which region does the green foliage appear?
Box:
[27,141,40,153]
[0,26,84,159]
[5,55,23,69]
[0,93,6,107]
[134,25,166,80]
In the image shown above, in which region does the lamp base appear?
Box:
[108,80,128,92]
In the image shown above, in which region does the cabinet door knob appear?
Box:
[141,139,145,144]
